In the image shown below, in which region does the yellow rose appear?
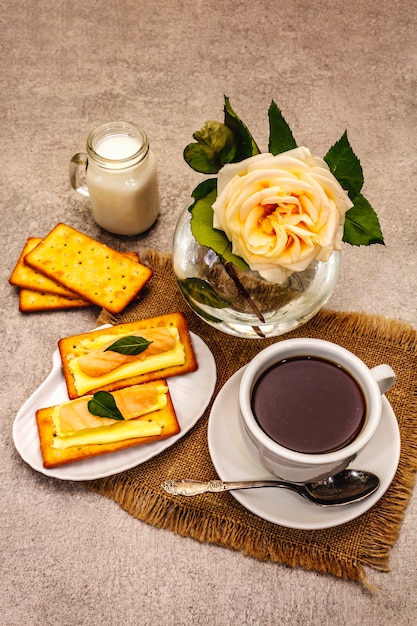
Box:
[212,147,353,283]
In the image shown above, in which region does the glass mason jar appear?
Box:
[70,121,160,236]
[172,208,340,339]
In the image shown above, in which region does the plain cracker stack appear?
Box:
[19,251,141,312]
[19,290,91,312]
[24,224,152,314]
[9,233,142,312]
[9,237,80,297]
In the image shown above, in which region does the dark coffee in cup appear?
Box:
[251,356,366,454]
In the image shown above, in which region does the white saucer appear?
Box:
[207,367,400,530]
[13,332,217,481]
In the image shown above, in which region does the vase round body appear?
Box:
[172,209,340,339]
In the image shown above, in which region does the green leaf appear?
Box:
[223,96,260,161]
[183,143,219,174]
[183,121,237,174]
[87,391,124,421]
[178,277,233,309]
[190,178,217,204]
[343,193,384,245]
[268,101,297,155]
[177,281,223,323]
[104,335,153,355]
[190,189,249,270]
[324,131,364,200]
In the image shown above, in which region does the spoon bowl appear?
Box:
[162,469,380,506]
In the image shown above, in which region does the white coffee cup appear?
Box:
[239,338,396,483]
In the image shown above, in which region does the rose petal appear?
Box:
[212,148,353,283]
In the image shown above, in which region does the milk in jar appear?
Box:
[71,121,160,236]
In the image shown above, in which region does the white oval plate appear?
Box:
[13,332,216,481]
[208,366,400,530]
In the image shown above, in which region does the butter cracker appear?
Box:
[9,237,80,297]
[36,381,180,468]
[19,289,91,312]
[59,312,198,399]
[24,224,152,314]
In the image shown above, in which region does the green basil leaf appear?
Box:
[87,391,124,421]
[343,193,384,246]
[104,335,153,355]
[190,189,249,270]
[268,101,297,155]
[324,131,364,200]
[178,277,233,309]
[223,96,260,161]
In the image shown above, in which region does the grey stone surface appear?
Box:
[1,1,416,624]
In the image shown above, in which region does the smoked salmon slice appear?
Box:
[77,328,176,377]
[58,382,167,434]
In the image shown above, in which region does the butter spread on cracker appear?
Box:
[69,327,185,396]
[51,382,168,449]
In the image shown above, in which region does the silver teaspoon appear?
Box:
[162,469,380,506]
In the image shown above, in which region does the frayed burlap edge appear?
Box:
[88,249,417,590]
[311,310,417,576]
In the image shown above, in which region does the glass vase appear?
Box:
[172,209,340,339]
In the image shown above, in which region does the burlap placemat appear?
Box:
[86,250,417,589]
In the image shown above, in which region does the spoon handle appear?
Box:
[162,478,284,496]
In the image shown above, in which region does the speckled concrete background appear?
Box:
[2,1,417,624]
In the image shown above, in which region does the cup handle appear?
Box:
[370,364,396,395]
[69,152,89,197]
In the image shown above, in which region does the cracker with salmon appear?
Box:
[36,380,180,468]
[58,312,198,399]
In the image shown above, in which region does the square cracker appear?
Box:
[35,381,180,468]
[59,311,198,399]
[24,224,153,314]
[13,247,141,312]
[19,289,91,312]
[11,238,142,312]
[9,237,80,297]
[9,238,141,297]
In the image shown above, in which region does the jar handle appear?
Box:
[69,152,89,197]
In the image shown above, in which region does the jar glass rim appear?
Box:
[86,121,149,169]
